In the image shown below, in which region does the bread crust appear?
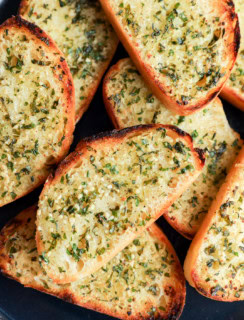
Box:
[0,16,75,207]
[220,0,244,112]
[0,206,186,320]
[19,0,119,122]
[221,86,244,111]
[36,124,204,283]
[99,0,240,115]
[184,145,244,301]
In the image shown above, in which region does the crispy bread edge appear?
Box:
[221,85,244,112]
[184,145,244,301]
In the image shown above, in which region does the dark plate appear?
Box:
[0,1,243,319]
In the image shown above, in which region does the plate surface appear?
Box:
[0,1,243,319]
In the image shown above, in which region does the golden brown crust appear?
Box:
[19,1,119,122]
[220,85,244,111]
[42,124,205,191]
[37,124,204,283]
[0,16,75,206]
[100,0,240,115]
[184,145,244,301]
[0,206,185,320]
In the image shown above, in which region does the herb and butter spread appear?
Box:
[105,59,241,238]
[225,0,244,97]
[109,0,231,105]
[37,126,201,282]
[193,152,244,300]
[20,0,118,119]
[0,19,73,207]
[1,207,185,319]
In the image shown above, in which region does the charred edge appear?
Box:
[195,285,209,297]
[165,125,189,138]
[204,90,220,107]
[191,272,209,297]
[233,19,241,55]
[1,16,53,48]
[61,292,75,304]
[164,125,194,144]
[227,0,234,7]
[226,1,237,21]
[80,124,156,145]
[181,231,194,240]
[79,124,193,150]
[52,151,80,181]
[195,148,205,165]
[167,298,185,320]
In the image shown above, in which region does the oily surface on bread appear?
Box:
[184,146,244,301]
[103,58,242,238]
[100,0,239,114]
[221,0,244,111]
[37,124,204,283]
[20,0,118,121]
[0,16,75,207]
[0,206,185,320]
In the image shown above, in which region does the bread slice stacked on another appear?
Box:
[99,0,239,115]
[0,206,186,320]
[19,0,119,121]
[184,146,244,301]
[36,124,204,283]
[221,0,244,111]
[0,16,75,207]
[103,58,242,239]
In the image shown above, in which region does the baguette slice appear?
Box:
[0,206,186,320]
[19,0,119,121]
[184,146,244,301]
[0,16,75,207]
[37,124,204,283]
[221,0,244,111]
[103,58,242,239]
[99,0,239,115]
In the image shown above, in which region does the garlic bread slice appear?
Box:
[103,58,242,239]
[99,0,239,115]
[0,206,186,320]
[0,16,75,207]
[19,0,119,121]
[184,145,244,301]
[37,124,204,283]
[221,0,244,111]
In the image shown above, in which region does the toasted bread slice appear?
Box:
[99,0,239,115]
[103,58,242,239]
[19,0,118,121]
[37,124,204,283]
[0,206,186,320]
[221,0,244,111]
[184,146,244,301]
[0,16,75,207]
